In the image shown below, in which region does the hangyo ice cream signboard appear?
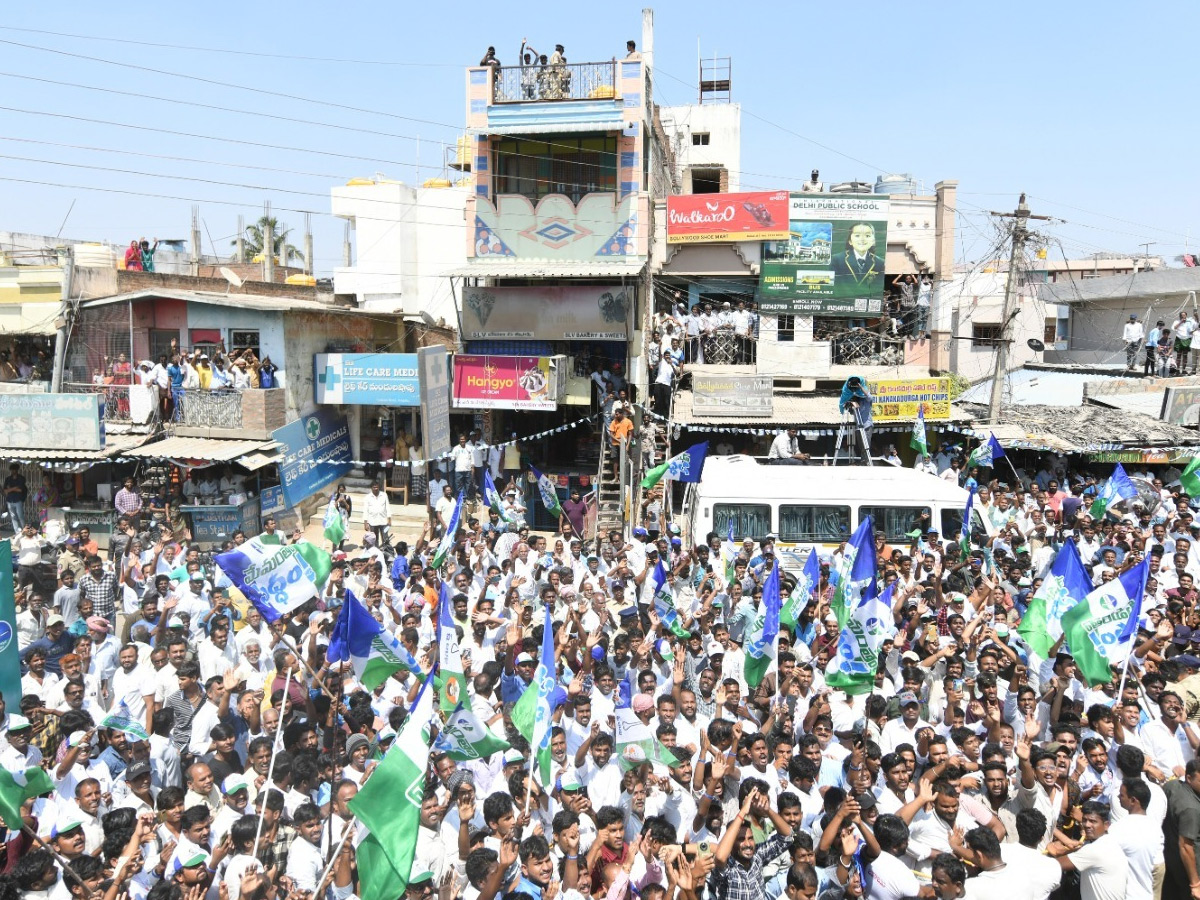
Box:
[453,355,558,411]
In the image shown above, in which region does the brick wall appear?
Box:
[116,270,329,302]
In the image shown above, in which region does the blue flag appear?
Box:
[1062,556,1150,686]
[782,547,821,630]
[832,517,878,628]
[958,487,975,558]
[1090,463,1139,520]
[744,560,782,689]
[328,590,425,689]
[968,433,1006,468]
[510,603,568,784]
[1017,540,1091,659]
[641,441,709,489]
[651,560,690,639]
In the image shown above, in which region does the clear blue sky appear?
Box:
[1,1,1194,275]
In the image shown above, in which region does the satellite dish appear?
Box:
[220,267,245,291]
[1027,338,1046,352]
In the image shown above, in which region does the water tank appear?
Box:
[73,242,116,269]
[829,181,873,194]
[875,174,917,194]
[422,178,453,189]
[285,274,317,286]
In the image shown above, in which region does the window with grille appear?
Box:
[777,315,796,342]
[493,135,618,204]
[230,330,261,358]
[972,324,1002,347]
[692,132,710,146]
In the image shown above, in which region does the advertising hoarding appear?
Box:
[865,378,951,423]
[272,409,353,507]
[666,191,790,243]
[313,353,420,406]
[1162,386,1200,427]
[691,374,773,417]
[453,356,562,411]
[461,285,629,341]
[759,194,890,316]
[0,393,103,451]
[419,346,452,463]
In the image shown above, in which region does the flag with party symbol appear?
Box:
[1089,463,1138,520]
[744,560,782,689]
[1061,556,1149,686]
[530,466,562,518]
[1017,540,1091,659]
[328,589,424,690]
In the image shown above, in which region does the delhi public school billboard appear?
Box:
[758,194,890,316]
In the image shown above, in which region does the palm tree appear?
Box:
[231,216,304,264]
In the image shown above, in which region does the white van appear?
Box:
[683,455,986,568]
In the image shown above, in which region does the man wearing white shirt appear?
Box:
[1107,777,1163,900]
[110,645,155,736]
[1138,691,1197,778]
[362,481,391,545]
[1123,314,1145,370]
[449,433,476,500]
[880,692,930,754]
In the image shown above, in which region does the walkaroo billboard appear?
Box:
[666,191,789,243]
[759,194,889,316]
[453,356,561,411]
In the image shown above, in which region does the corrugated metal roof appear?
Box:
[126,436,277,462]
[672,390,974,426]
[82,289,364,316]
[957,367,1127,407]
[448,261,645,279]
[1088,390,1167,418]
[0,432,151,460]
[1039,268,1200,304]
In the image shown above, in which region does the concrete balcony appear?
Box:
[172,388,287,440]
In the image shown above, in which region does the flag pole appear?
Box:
[1004,455,1023,489]
[254,664,292,855]
[21,826,96,899]
[314,816,357,900]
[1115,648,1135,707]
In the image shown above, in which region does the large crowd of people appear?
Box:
[4,451,1200,900]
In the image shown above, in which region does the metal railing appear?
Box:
[491,61,617,103]
[682,332,758,366]
[172,388,243,428]
[64,382,159,426]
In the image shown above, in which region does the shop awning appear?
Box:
[0,433,152,461]
[233,446,283,471]
[448,261,645,279]
[126,436,279,463]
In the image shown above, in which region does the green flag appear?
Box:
[437,587,467,713]
[322,495,345,547]
[910,407,927,457]
[0,766,54,829]
[431,492,463,570]
[614,707,679,771]
[1181,456,1200,497]
[347,677,434,900]
[1060,559,1148,687]
[433,700,511,762]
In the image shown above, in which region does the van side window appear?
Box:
[860,506,932,542]
[779,505,850,542]
[714,504,771,540]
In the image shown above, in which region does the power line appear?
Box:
[0,24,464,67]
[0,37,461,132]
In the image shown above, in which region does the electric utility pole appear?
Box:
[987,194,1050,422]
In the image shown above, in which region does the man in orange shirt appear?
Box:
[608,407,634,480]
